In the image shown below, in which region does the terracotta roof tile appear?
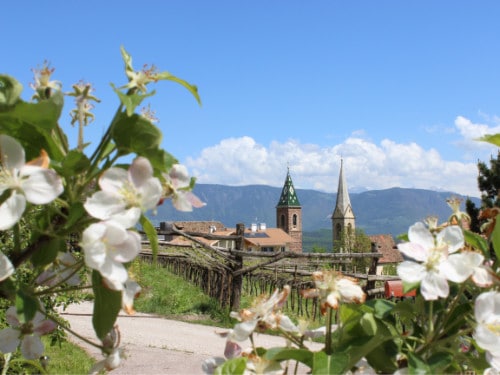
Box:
[369,234,403,264]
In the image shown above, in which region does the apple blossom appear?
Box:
[0,306,56,360]
[84,156,162,228]
[474,291,500,371]
[301,270,366,314]
[30,60,62,99]
[80,220,141,285]
[396,222,476,300]
[89,326,122,374]
[36,252,81,287]
[0,134,64,230]
[229,285,297,342]
[162,164,205,212]
[103,276,142,314]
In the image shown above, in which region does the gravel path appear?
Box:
[61,302,322,374]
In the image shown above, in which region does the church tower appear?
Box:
[276,168,302,252]
[332,159,355,251]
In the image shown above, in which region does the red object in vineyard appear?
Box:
[384,280,416,298]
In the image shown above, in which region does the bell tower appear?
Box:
[332,159,355,251]
[276,168,302,252]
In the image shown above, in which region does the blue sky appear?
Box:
[3,1,500,198]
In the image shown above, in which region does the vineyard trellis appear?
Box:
[140,222,400,320]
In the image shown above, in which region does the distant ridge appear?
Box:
[150,184,480,237]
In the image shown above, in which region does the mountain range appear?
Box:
[149,184,481,238]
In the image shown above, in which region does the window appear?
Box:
[293,214,297,227]
[280,214,285,228]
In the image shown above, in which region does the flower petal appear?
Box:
[98,167,129,193]
[0,192,26,230]
[0,134,25,170]
[437,225,464,253]
[20,166,63,204]
[421,272,449,300]
[397,242,429,262]
[202,357,226,374]
[408,222,434,250]
[84,191,127,220]
[129,157,153,188]
[122,279,141,314]
[472,265,495,287]
[0,328,20,353]
[231,320,258,342]
[397,261,426,283]
[20,335,44,360]
[440,252,482,283]
[138,178,162,211]
[0,252,14,282]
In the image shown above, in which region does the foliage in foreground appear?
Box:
[203,197,500,375]
[0,46,203,373]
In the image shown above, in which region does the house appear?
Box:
[369,234,403,275]
[156,221,295,252]
[240,224,295,252]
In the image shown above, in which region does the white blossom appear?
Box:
[84,157,162,228]
[0,134,63,230]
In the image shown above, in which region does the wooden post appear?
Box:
[230,223,245,311]
[365,242,379,293]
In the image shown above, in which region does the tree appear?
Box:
[466,150,500,232]
[333,228,372,272]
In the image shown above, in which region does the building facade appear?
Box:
[332,159,356,251]
[276,168,302,252]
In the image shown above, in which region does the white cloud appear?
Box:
[186,134,482,198]
[453,116,500,158]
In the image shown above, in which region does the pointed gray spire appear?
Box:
[333,158,354,218]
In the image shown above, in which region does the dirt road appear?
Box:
[61,302,322,374]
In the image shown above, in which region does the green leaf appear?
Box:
[369,299,395,319]
[111,83,155,116]
[157,71,202,105]
[360,313,377,336]
[477,134,500,148]
[365,339,399,374]
[464,229,490,257]
[92,270,122,340]
[0,75,23,108]
[402,280,419,294]
[111,112,162,155]
[491,213,500,261]
[214,357,247,375]
[312,351,349,375]
[140,147,178,175]
[60,149,91,176]
[408,352,431,375]
[140,215,158,263]
[31,237,66,267]
[63,202,87,231]
[15,290,38,323]
[0,92,65,161]
[265,347,314,369]
[427,352,454,374]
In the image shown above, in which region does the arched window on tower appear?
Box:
[292,214,297,227]
[280,214,285,229]
[335,223,342,240]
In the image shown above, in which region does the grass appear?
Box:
[0,336,94,375]
[130,260,234,326]
[41,336,95,374]
[130,259,327,332]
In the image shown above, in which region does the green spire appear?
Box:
[277,168,301,207]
